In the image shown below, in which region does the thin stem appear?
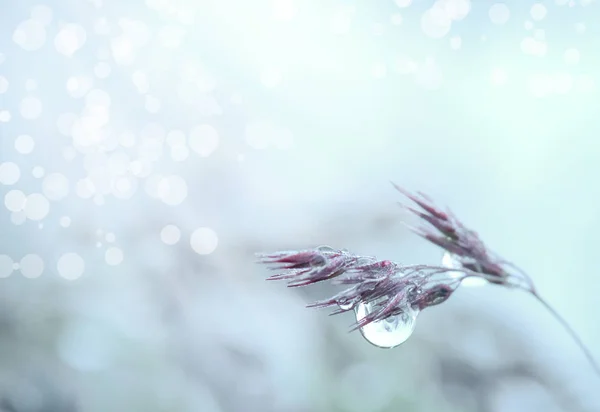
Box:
[530,290,600,378]
[498,259,537,290]
[451,263,600,378]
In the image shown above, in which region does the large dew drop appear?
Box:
[441,251,487,287]
[354,301,418,348]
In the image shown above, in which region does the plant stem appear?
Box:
[531,290,600,378]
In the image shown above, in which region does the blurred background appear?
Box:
[1,0,599,411]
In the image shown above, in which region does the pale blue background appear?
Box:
[1,1,599,411]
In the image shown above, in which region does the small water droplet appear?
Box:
[354,300,418,348]
[441,251,462,271]
[441,251,487,287]
[316,245,336,253]
[337,299,354,310]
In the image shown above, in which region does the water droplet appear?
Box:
[337,299,354,310]
[441,251,487,287]
[441,251,461,271]
[316,245,336,253]
[354,300,418,348]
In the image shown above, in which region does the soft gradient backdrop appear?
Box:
[1,0,599,411]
